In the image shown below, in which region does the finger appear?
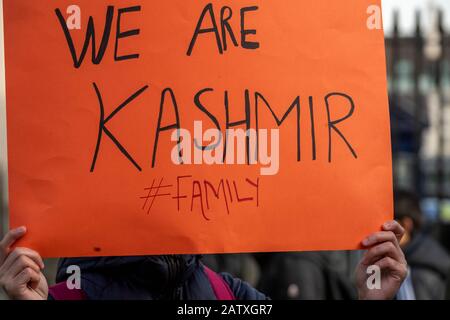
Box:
[382,220,405,243]
[0,227,27,252]
[7,255,41,279]
[373,257,407,281]
[13,267,41,291]
[362,241,403,266]
[362,231,400,249]
[0,247,45,272]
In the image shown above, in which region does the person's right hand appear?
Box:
[0,227,48,300]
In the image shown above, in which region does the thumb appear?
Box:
[0,227,27,261]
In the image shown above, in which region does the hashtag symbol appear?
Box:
[140,178,172,214]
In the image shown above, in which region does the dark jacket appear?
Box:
[56,255,267,300]
[404,233,450,300]
[258,251,360,300]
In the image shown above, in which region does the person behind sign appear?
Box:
[0,221,407,300]
[394,190,450,300]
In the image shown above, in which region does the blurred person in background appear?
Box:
[257,251,360,300]
[395,190,450,300]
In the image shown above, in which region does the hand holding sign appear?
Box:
[0,227,48,300]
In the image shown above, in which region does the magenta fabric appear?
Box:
[48,282,87,300]
[203,266,236,300]
[49,266,235,300]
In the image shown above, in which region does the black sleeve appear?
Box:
[220,273,270,300]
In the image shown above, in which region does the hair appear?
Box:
[394,189,423,230]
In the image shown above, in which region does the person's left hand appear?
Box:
[356,220,407,300]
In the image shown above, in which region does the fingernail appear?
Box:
[362,238,371,246]
[15,226,27,233]
[383,221,392,229]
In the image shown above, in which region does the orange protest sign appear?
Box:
[3,0,392,258]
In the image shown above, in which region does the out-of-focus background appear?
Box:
[1,0,450,299]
